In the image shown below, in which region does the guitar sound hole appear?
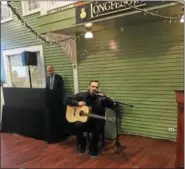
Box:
[79,111,83,116]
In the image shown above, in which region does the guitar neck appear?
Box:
[84,113,106,121]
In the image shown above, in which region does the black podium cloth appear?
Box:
[1,105,49,140]
[1,87,72,142]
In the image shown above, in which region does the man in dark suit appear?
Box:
[46,65,64,94]
[46,65,64,143]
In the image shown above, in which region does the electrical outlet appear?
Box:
[168,127,176,132]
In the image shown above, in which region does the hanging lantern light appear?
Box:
[84,23,93,39]
[84,31,93,39]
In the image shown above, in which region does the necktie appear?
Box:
[50,75,54,90]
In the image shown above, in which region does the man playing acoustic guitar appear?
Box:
[66,80,114,157]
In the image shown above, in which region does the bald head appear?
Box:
[47,65,55,75]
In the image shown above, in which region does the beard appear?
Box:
[89,90,97,97]
[48,72,54,76]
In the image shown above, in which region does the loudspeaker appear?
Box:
[21,51,37,66]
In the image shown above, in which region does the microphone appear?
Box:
[95,92,106,97]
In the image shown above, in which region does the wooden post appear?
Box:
[175,90,184,169]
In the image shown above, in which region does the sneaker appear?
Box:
[88,147,99,157]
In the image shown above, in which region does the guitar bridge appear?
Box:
[73,108,76,116]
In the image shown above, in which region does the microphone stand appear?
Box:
[103,101,133,161]
[28,66,32,88]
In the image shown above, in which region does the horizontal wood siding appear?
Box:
[38,8,75,34]
[77,20,184,141]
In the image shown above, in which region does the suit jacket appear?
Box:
[46,74,64,92]
[46,74,64,105]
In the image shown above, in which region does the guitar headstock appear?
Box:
[106,117,116,123]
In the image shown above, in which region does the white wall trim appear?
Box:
[72,63,79,94]
[0,86,4,123]
[1,17,13,24]
[2,45,46,87]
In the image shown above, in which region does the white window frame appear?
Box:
[2,45,46,87]
[1,3,13,23]
[47,1,76,11]
[21,1,41,16]
[40,1,78,15]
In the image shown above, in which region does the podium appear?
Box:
[1,87,70,142]
[175,90,184,169]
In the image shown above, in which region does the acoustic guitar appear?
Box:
[66,105,115,123]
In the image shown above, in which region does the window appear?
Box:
[47,1,77,11]
[2,45,46,88]
[8,54,29,87]
[1,2,13,23]
[28,1,40,11]
[22,1,40,16]
[8,53,43,88]
[39,1,78,15]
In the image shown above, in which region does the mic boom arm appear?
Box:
[113,101,134,107]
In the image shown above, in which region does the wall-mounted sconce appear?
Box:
[85,22,93,28]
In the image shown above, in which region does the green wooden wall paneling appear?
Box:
[38,8,75,34]
[39,18,75,34]
[38,8,75,25]
[77,20,184,141]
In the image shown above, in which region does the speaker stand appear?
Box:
[28,66,32,88]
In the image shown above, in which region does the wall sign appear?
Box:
[75,1,171,24]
